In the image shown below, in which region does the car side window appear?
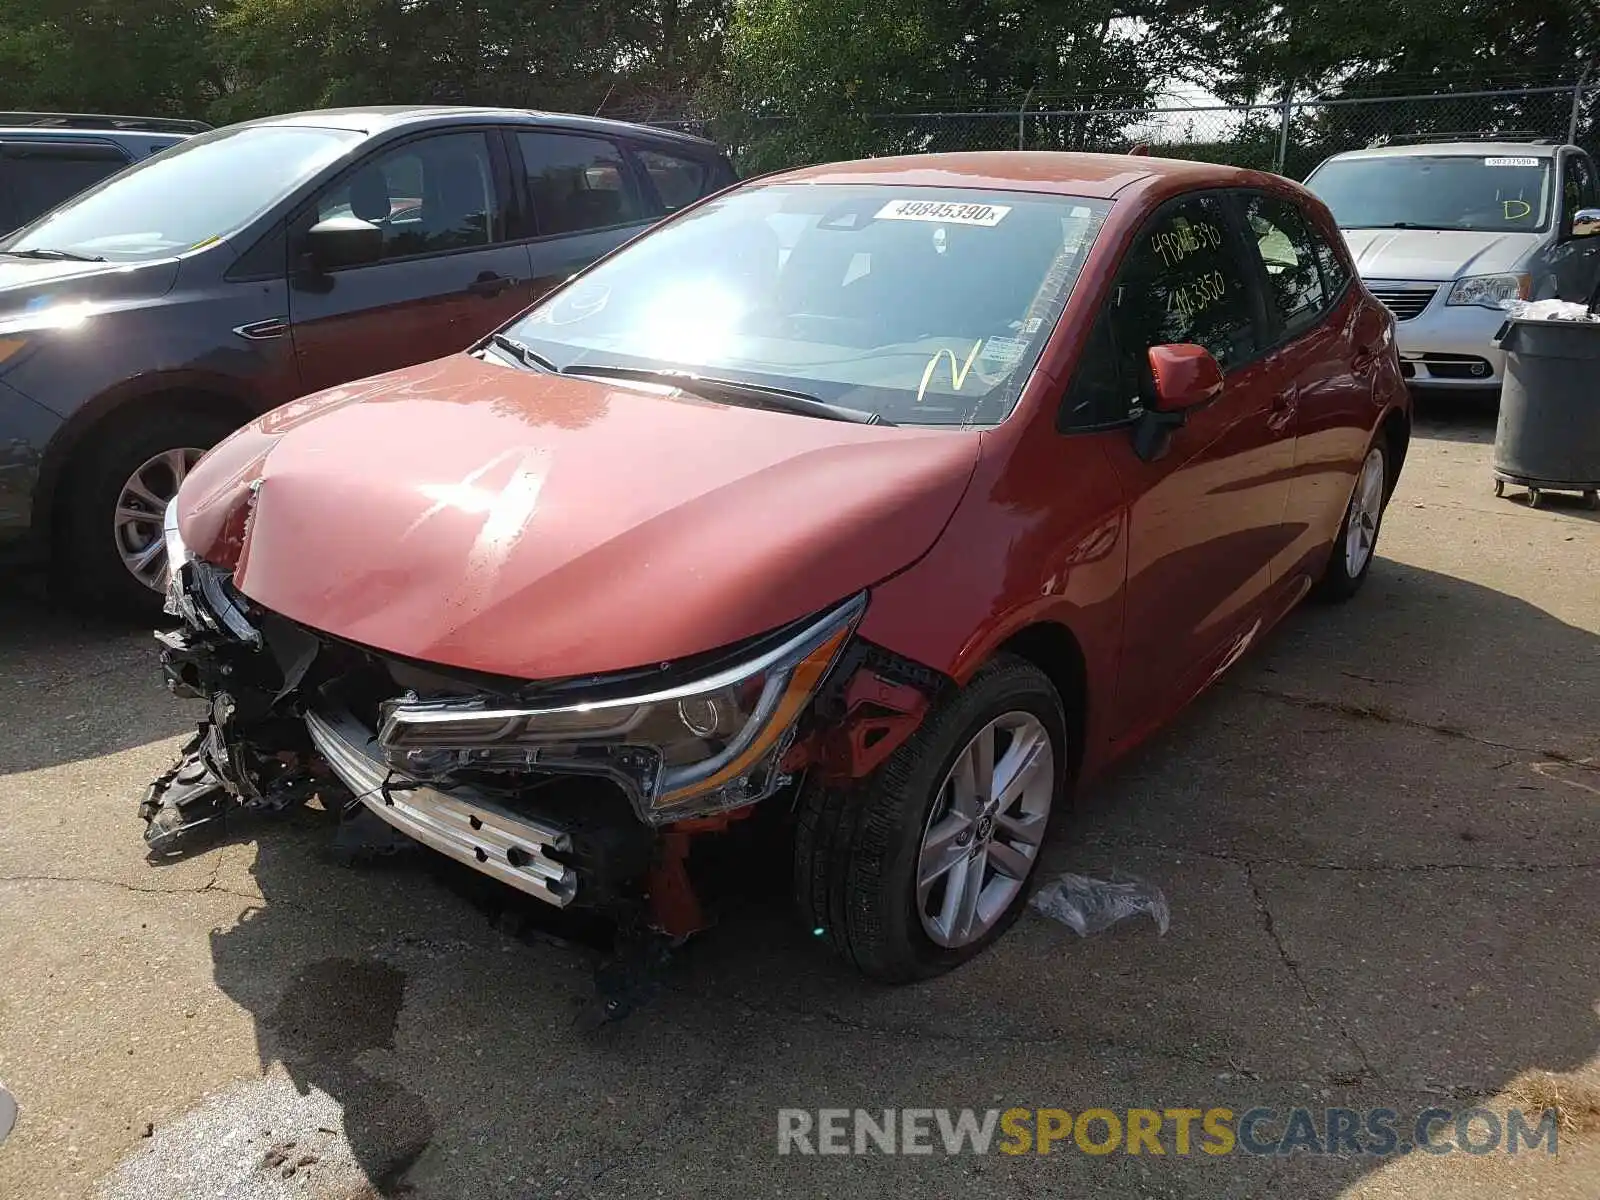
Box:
[1310,228,1351,298]
[1061,193,1258,429]
[1563,154,1597,227]
[1242,193,1327,339]
[516,132,645,236]
[0,142,129,233]
[315,132,501,261]
[634,147,717,213]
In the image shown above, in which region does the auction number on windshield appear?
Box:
[876,199,1011,227]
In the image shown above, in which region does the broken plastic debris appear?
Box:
[1502,299,1599,323]
[0,1080,16,1147]
[1030,871,1170,937]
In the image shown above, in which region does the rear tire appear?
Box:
[53,407,240,620]
[794,655,1068,983]
[1313,442,1389,604]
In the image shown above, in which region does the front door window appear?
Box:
[314,132,502,260]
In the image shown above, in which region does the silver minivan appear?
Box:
[1305,141,1600,393]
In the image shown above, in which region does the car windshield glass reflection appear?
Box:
[503,185,1112,426]
[2,125,363,262]
[1307,155,1553,233]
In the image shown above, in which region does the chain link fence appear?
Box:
[665,78,1600,181]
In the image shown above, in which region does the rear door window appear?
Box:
[1241,192,1329,340]
[516,132,647,236]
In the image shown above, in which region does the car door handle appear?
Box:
[1267,387,1298,431]
[468,272,515,298]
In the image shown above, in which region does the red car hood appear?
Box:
[179,356,980,680]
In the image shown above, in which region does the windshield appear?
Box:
[1,125,363,262]
[1306,154,1553,233]
[501,184,1111,426]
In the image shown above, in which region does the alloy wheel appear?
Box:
[113,447,203,591]
[916,711,1055,948]
[1344,446,1385,578]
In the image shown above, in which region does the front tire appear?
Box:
[1313,442,1389,603]
[794,655,1068,983]
[54,407,240,619]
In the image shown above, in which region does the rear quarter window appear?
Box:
[634,147,727,213]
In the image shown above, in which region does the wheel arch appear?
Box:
[1379,405,1410,500]
[992,620,1089,783]
[34,374,262,545]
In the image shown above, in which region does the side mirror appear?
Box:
[1132,344,1223,463]
[1571,208,1600,240]
[1148,343,1224,411]
[304,215,382,271]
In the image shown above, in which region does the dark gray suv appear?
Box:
[0,112,205,235]
[0,106,736,615]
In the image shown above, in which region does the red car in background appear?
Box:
[146,151,1408,983]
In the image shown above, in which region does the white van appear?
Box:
[1305,141,1600,393]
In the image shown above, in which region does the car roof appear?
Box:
[1326,141,1564,161]
[0,112,206,136]
[0,127,187,141]
[240,105,723,152]
[761,150,1283,199]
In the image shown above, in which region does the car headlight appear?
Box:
[1446,273,1530,309]
[377,594,867,824]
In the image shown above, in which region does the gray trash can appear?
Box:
[1489,317,1600,508]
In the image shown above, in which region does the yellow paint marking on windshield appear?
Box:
[190,235,222,250]
[1503,200,1533,220]
[916,340,985,404]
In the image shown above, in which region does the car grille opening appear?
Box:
[1422,353,1492,379]
[1369,286,1438,321]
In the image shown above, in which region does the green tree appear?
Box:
[715,0,1243,169]
[0,0,222,117]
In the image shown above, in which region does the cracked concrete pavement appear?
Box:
[0,405,1597,1198]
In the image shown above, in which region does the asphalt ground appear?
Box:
[1,399,1597,1199]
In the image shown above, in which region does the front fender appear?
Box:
[848,433,1129,780]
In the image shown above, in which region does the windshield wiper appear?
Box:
[561,364,895,426]
[3,247,106,262]
[485,332,556,373]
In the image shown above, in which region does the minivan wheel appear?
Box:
[55,408,239,619]
[794,655,1067,983]
[1313,442,1388,604]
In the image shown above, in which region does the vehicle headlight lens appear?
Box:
[1446,273,1530,309]
[377,593,867,823]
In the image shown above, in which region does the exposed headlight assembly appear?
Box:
[162,499,260,645]
[1446,273,1530,309]
[162,499,198,621]
[378,594,867,825]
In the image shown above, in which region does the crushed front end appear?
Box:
[142,500,933,937]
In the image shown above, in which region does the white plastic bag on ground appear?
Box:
[1502,298,1599,322]
[1030,871,1170,936]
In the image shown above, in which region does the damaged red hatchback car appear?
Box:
[144,152,1408,982]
